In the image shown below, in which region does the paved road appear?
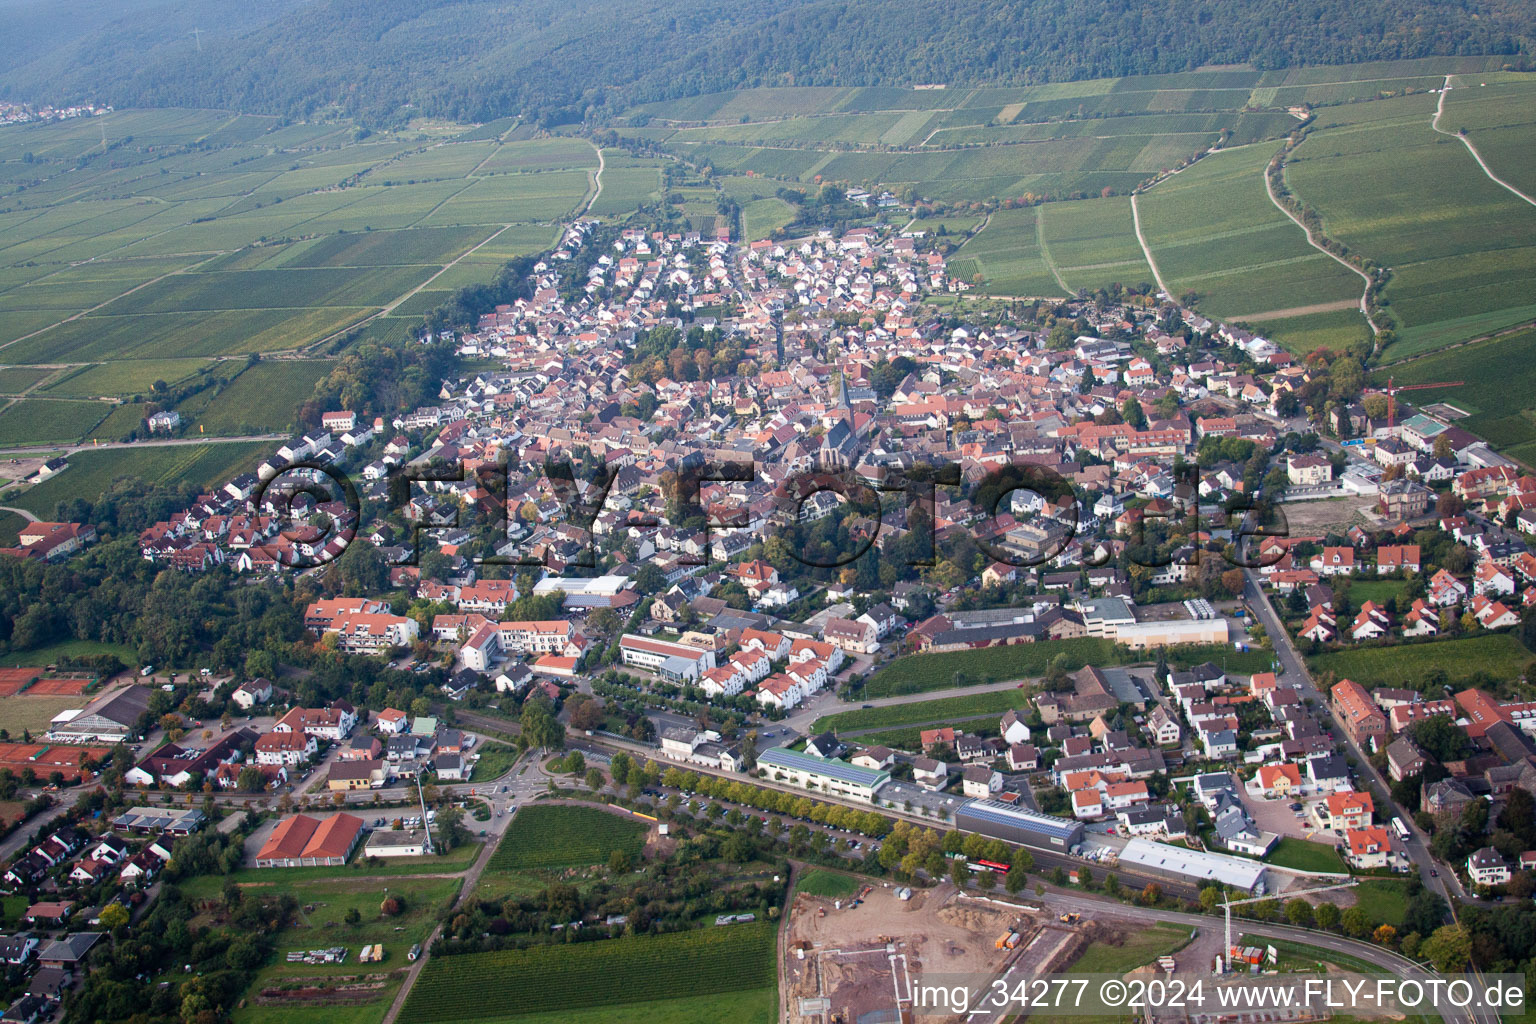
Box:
[968,886,1470,1024]
[0,504,38,523]
[0,798,68,863]
[0,433,285,457]
[1242,571,1462,907]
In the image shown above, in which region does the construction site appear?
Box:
[782,882,1091,1024]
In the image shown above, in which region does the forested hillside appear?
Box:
[0,0,1530,126]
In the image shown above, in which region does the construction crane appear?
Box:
[1366,376,1466,433]
[1221,878,1358,970]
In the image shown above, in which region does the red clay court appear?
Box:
[0,667,41,696]
[23,677,93,696]
[0,742,111,781]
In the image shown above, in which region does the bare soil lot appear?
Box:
[784,882,1085,1024]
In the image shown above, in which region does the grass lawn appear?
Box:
[1340,580,1409,607]
[839,727,923,750]
[811,689,1028,734]
[796,868,862,899]
[0,693,94,735]
[0,894,27,927]
[1349,878,1409,928]
[0,639,135,667]
[1238,935,1389,975]
[864,638,1278,698]
[469,742,520,782]
[1265,837,1348,874]
[1069,921,1192,974]
[1306,633,1535,689]
[485,804,646,873]
[182,843,483,893]
[864,638,1124,697]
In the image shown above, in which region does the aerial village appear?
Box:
[6,215,1536,1021]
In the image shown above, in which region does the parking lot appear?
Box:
[1244,791,1337,844]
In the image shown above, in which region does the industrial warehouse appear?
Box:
[953,798,1085,850]
[1117,838,1268,893]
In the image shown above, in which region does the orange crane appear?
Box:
[1367,376,1465,432]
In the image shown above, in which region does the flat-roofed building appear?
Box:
[756,747,889,803]
[954,799,1084,851]
[1117,837,1267,893]
[618,634,716,682]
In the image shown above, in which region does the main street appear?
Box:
[1243,570,1463,906]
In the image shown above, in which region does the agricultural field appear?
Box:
[1306,633,1536,690]
[175,360,331,435]
[42,359,215,398]
[478,137,598,174]
[0,367,55,393]
[1379,326,1536,466]
[0,108,647,417]
[1438,72,1536,211]
[952,207,1063,297]
[1285,96,1536,356]
[13,441,270,517]
[618,60,1531,356]
[0,398,109,445]
[484,804,647,873]
[397,921,776,1024]
[1137,142,1370,346]
[1036,196,1155,293]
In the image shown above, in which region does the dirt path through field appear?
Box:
[1129,192,1171,299]
[579,142,606,216]
[1260,155,1378,341]
[1231,298,1359,321]
[1432,75,1536,208]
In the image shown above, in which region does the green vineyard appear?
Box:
[485,804,647,872]
[397,922,777,1023]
